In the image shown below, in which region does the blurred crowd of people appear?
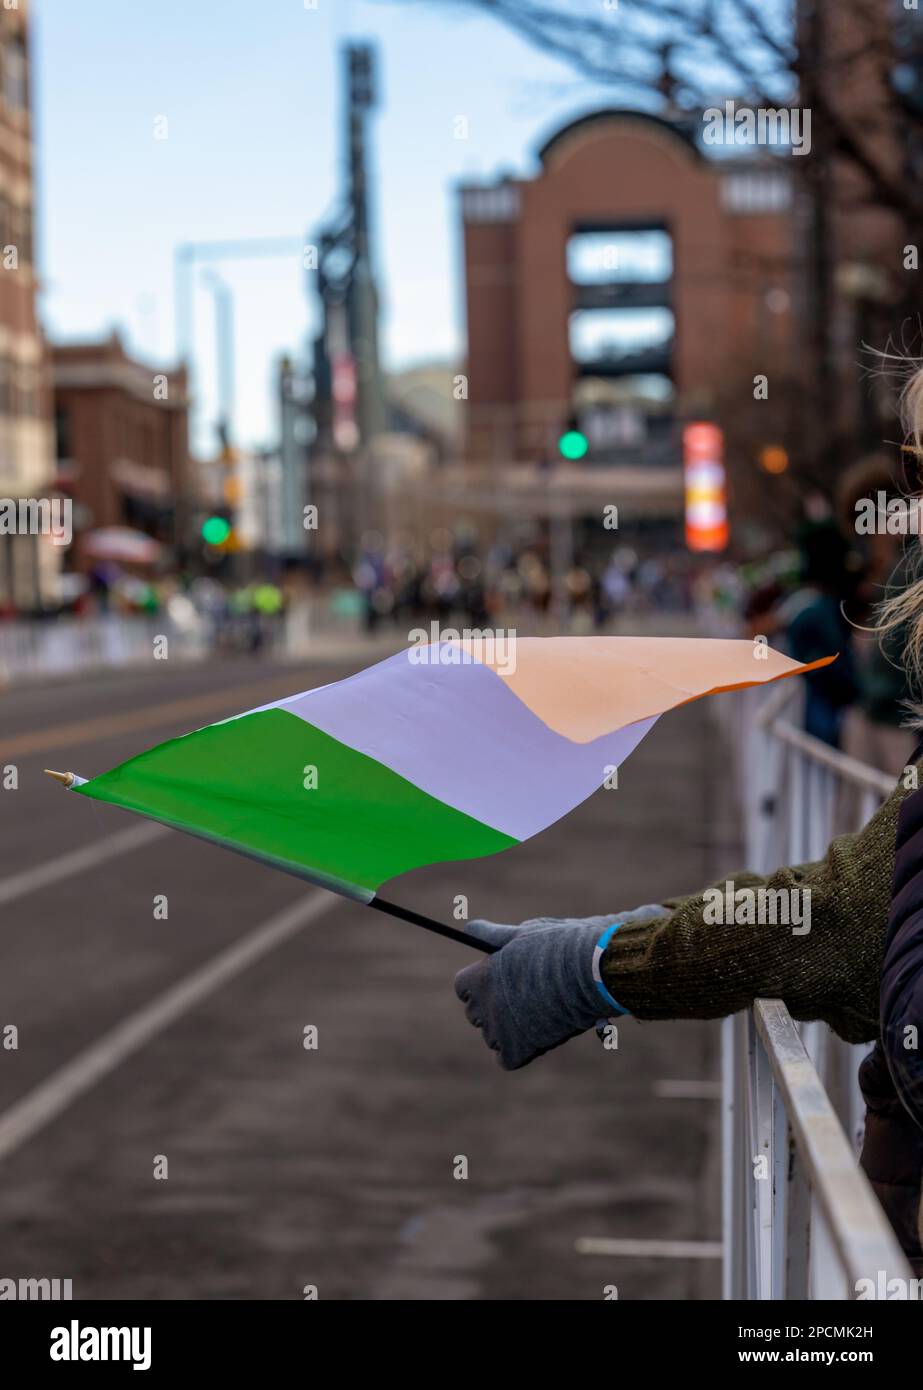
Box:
[701,454,918,775]
[352,526,695,634]
[47,566,290,655]
[17,492,913,758]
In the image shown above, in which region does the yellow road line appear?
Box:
[0,669,319,761]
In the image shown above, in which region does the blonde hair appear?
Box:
[875,364,923,691]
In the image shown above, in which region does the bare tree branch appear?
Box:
[390,0,922,215]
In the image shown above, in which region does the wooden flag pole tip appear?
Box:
[44,769,75,787]
[44,769,87,789]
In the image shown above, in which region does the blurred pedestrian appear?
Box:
[838,454,917,777]
[778,519,859,746]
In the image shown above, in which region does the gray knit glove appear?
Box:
[455,906,669,1070]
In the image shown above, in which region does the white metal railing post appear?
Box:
[785,1120,812,1299]
[721,1013,738,1298]
[722,682,912,1298]
[755,999,910,1296]
[748,1008,775,1297]
[770,1066,791,1300]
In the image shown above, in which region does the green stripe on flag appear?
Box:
[75,708,517,899]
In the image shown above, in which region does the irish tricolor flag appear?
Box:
[65,637,830,907]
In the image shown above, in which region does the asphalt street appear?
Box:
[0,647,732,1300]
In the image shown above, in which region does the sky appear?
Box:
[32,0,622,454]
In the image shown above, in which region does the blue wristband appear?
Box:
[592,921,628,1016]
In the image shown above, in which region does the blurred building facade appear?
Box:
[459,110,796,544]
[795,0,919,469]
[386,362,463,463]
[0,0,57,613]
[53,331,192,562]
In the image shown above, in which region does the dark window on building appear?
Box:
[567,229,672,286]
[55,405,71,460]
[4,37,26,110]
[572,375,677,465]
[569,306,674,373]
[15,203,32,265]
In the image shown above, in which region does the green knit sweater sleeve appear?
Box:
[600,773,914,1044]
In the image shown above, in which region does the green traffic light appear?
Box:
[558,429,589,461]
[202,516,231,545]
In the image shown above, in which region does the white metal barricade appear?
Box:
[723,683,912,1298]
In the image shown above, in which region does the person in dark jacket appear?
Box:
[781,520,859,747]
[839,453,917,776]
[860,767,923,1275]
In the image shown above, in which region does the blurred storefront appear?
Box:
[52,331,193,569]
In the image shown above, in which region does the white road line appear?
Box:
[0,891,338,1164]
[0,822,169,908]
[576,1237,723,1260]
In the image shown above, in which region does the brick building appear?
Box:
[0,0,57,612]
[459,109,797,541]
[53,332,192,560]
[795,0,916,462]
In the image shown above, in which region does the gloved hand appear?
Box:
[454,905,669,1070]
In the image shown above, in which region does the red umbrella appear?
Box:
[81,527,162,565]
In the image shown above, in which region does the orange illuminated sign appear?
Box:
[683,422,728,552]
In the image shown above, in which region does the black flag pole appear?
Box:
[45,770,498,956]
[368,895,499,954]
